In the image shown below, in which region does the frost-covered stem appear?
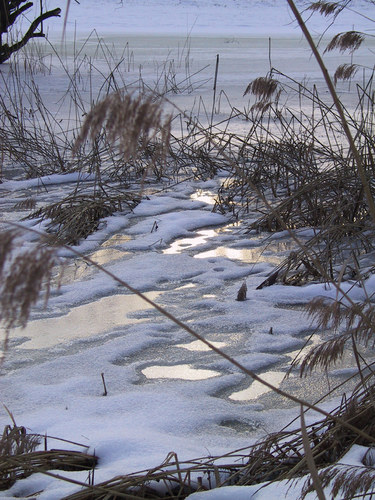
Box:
[286,0,375,225]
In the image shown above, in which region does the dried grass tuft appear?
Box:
[308,1,341,16]
[325,31,365,53]
[0,425,40,458]
[243,77,279,100]
[75,92,172,163]
[28,193,140,245]
[0,425,97,491]
[333,63,359,84]
[0,231,58,332]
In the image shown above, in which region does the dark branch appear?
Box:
[7,2,33,30]
[0,7,61,63]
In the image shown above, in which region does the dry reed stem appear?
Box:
[300,405,326,500]
[286,0,375,225]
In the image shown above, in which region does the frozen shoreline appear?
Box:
[1,1,374,498]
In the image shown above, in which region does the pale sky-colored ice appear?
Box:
[1,1,374,498]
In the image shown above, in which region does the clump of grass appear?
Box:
[0,422,97,492]
[28,193,140,245]
[0,424,41,458]
[0,424,41,490]
[212,58,375,284]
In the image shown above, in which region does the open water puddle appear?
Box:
[59,247,131,285]
[142,363,221,380]
[88,247,130,266]
[230,371,287,401]
[190,190,216,205]
[9,292,160,350]
[101,234,132,247]
[195,241,293,265]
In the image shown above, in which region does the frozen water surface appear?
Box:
[1,1,374,498]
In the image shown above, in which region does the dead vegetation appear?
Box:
[0,424,97,492]
[28,192,140,245]
[1,0,375,499]
[0,230,58,332]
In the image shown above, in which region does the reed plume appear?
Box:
[75,92,172,163]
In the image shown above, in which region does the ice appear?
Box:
[1,1,373,498]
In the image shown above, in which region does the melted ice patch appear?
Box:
[230,371,287,401]
[176,340,226,351]
[142,364,221,380]
[9,292,160,350]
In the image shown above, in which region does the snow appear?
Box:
[188,445,371,499]
[0,173,96,192]
[1,0,374,498]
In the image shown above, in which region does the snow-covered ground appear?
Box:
[1,1,374,498]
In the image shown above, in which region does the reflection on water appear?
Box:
[101,234,132,247]
[230,371,287,401]
[142,363,221,380]
[288,334,322,364]
[176,340,226,351]
[195,245,288,265]
[89,247,129,266]
[163,229,217,254]
[9,292,160,350]
[190,190,216,205]
[59,247,130,285]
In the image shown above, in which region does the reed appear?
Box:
[1,1,375,498]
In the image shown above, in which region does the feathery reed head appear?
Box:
[74,92,172,162]
[308,1,341,16]
[0,230,59,332]
[333,63,359,85]
[325,31,365,53]
[243,76,279,100]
